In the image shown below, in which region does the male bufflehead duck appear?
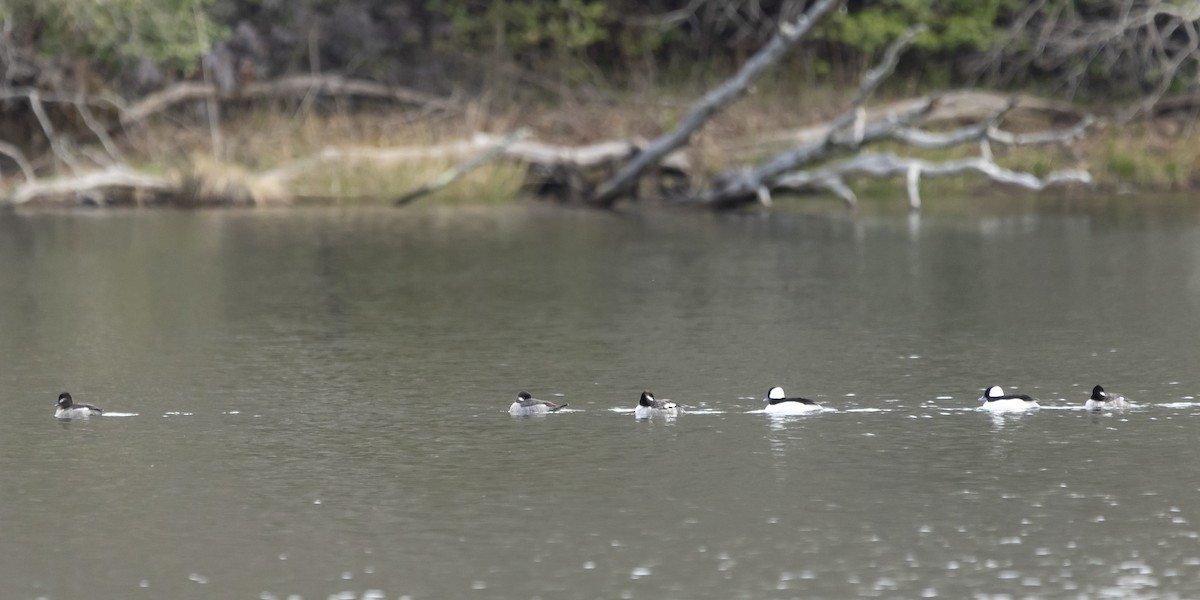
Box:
[634,391,679,419]
[762,386,822,414]
[978,385,1039,412]
[508,391,567,416]
[1085,385,1131,411]
[54,392,103,419]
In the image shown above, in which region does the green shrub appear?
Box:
[5,0,225,76]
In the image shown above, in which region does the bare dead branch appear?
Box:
[753,108,1092,211]
[980,115,1095,146]
[394,129,529,206]
[774,153,1093,211]
[0,140,36,182]
[687,23,1093,213]
[886,105,1093,150]
[74,92,124,163]
[742,90,1085,156]
[1121,16,1200,121]
[971,0,1200,119]
[698,27,925,208]
[589,0,843,207]
[6,166,174,206]
[28,90,81,174]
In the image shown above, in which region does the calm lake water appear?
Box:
[3,198,1200,599]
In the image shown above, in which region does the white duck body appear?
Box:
[978,386,1039,412]
[762,386,822,415]
[509,391,567,416]
[634,391,678,419]
[54,392,103,419]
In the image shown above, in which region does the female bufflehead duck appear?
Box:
[634,391,679,419]
[762,386,822,414]
[978,385,1039,412]
[509,391,567,416]
[1086,385,1131,411]
[54,392,103,419]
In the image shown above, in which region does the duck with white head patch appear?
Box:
[509,391,567,416]
[1085,385,1131,411]
[54,392,103,419]
[634,391,678,419]
[978,385,1039,412]
[762,386,822,415]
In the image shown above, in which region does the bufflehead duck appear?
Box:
[509,391,567,416]
[978,385,1039,412]
[54,392,103,419]
[634,391,679,419]
[1085,385,1131,411]
[762,386,822,414]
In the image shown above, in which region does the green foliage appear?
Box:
[5,0,225,75]
[823,2,921,56]
[1105,144,1138,181]
[823,0,1018,55]
[433,0,608,64]
[1163,160,1179,186]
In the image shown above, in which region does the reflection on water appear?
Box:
[2,200,1200,598]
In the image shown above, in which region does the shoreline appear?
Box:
[4,85,1198,209]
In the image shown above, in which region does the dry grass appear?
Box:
[114,84,1200,206]
[178,155,290,206]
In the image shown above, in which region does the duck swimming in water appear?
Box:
[1085,385,1131,411]
[634,391,678,419]
[978,386,1039,412]
[762,386,822,415]
[54,392,103,419]
[508,391,567,416]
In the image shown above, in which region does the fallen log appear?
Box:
[702,101,1092,211]
[394,129,529,206]
[698,27,925,209]
[262,134,690,199]
[6,166,175,206]
[742,90,1090,154]
[773,152,1092,210]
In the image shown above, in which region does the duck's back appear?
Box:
[56,405,102,418]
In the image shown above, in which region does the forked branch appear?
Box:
[588,0,844,207]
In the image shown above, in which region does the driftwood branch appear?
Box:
[263,134,687,186]
[588,0,843,207]
[74,93,123,163]
[698,27,925,209]
[122,74,449,125]
[0,87,124,171]
[0,141,36,182]
[742,90,1086,154]
[394,128,529,206]
[6,166,174,206]
[27,90,81,174]
[774,153,1092,211]
[683,24,1093,212]
[742,106,1092,211]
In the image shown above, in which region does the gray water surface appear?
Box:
[3,201,1200,599]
